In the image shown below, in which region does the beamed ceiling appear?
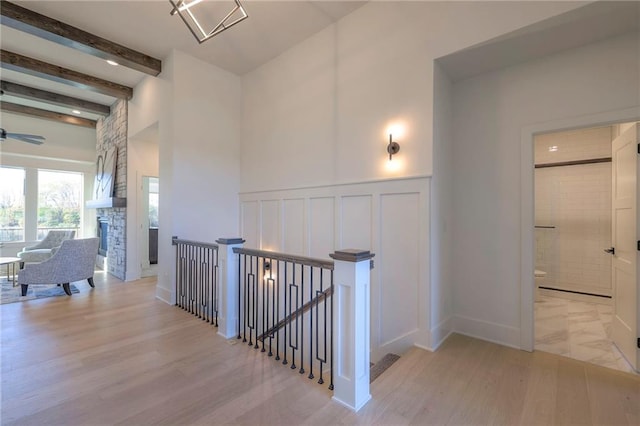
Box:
[0,0,366,128]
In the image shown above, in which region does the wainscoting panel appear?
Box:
[239,177,430,361]
[283,199,305,254]
[260,200,281,251]
[379,192,420,346]
[241,201,259,248]
[340,195,373,250]
[309,197,335,259]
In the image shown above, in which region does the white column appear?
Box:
[216,238,244,339]
[330,249,375,412]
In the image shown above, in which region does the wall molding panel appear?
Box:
[240,176,430,361]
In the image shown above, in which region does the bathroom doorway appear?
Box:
[140,176,159,278]
[533,123,637,374]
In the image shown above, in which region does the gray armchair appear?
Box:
[17,238,99,296]
[17,230,76,267]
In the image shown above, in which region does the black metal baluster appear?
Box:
[329,269,334,391]
[268,258,275,357]
[237,252,242,339]
[316,269,326,385]
[197,246,202,319]
[283,261,288,366]
[253,255,259,349]
[214,248,219,327]
[261,257,266,353]
[299,264,305,375]
[181,244,186,310]
[243,254,248,343]
[204,247,209,322]
[308,266,314,380]
[275,259,280,361]
[289,264,297,370]
[248,255,255,347]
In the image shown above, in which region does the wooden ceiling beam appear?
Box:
[1,101,97,128]
[1,80,111,116]
[0,50,133,100]
[0,1,161,76]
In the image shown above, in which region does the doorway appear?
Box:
[532,123,636,374]
[140,176,159,278]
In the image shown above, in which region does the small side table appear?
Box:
[0,257,21,286]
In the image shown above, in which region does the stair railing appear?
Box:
[233,247,335,389]
[173,237,374,412]
[172,237,219,325]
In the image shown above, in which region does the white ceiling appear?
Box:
[0,0,366,123]
[7,0,366,76]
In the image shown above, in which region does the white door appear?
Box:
[611,123,639,371]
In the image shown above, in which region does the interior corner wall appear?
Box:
[450,32,639,348]
[127,63,168,284]
[429,61,454,350]
[129,50,242,302]
[170,50,241,242]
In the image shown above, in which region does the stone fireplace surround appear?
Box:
[91,100,127,280]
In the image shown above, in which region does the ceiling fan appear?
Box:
[0,128,45,145]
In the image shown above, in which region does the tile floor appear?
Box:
[535,294,636,374]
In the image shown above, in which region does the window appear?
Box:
[37,170,82,240]
[0,166,85,243]
[0,167,25,242]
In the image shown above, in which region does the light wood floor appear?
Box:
[2,274,639,425]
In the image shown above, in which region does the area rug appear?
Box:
[0,280,79,304]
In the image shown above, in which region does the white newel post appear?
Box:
[216,238,244,339]
[330,249,375,412]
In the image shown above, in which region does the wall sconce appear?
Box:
[169,0,248,44]
[387,134,400,160]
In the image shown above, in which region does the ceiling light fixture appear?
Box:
[71,110,82,115]
[169,0,248,44]
[106,59,119,66]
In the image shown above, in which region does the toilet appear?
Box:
[534,269,546,301]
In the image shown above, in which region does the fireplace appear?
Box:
[97,217,108,256]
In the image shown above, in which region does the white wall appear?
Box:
[240,177,429,361]
[0,112,95,256]
[128,50,242,302]
[239,1,581,351]
[240,1,581,192]
[125,123,159,281]
[451,32,639,348]
[430,61,454,349]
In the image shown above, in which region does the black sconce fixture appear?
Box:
[387,134,400,160]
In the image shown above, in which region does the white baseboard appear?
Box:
[155,285,172,305]
[429,316,453,350]
[372,330,419,361]
[453,315,521,350]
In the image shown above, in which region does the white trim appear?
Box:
[429,316,453,350]
[519,106,640,351]
[239,175,431,195]
[155,285,172,305]
[454,315,521,349]
[1,152,94,166]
